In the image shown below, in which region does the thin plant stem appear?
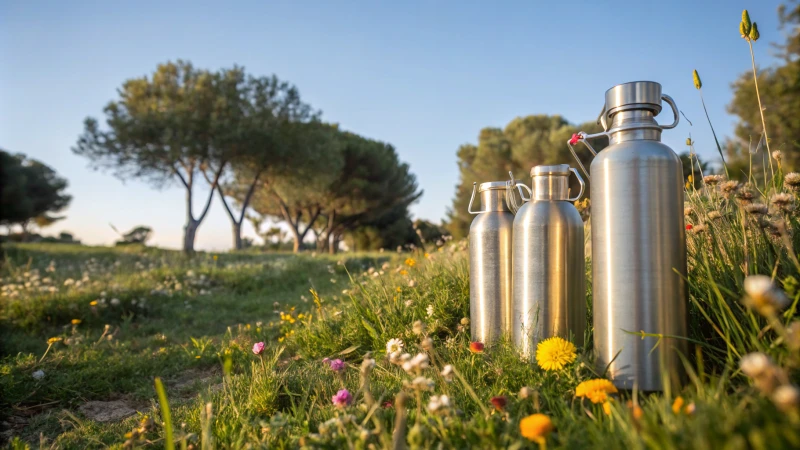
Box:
[748,40,775,185]
[699,90,729,178]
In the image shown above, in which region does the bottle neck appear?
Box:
[480,189,509,211]
[533,175,569,201]
[608,109,662,145]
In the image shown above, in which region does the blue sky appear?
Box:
[0,0,784,250]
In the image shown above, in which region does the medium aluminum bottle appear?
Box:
[569,81,687,391]
[508,165,587,361]
[468,181,514,344]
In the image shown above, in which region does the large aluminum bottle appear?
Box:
[468,181,514,344]
[568,81,687,391]
[508,165,587,361]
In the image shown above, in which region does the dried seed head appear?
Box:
[420,337,433,351]
[708,211,723,221]
[745,203,768,215]
[412,320,426,336]
[719,180,740,198]
[784,173,800,191]
[743,275,790,315]
[691,223,707,234]
[684,206,693,216]
[772,150,783,162]
[770,193,794,212]
[704,174,725,186]
[692,70,702,90]
[740,352,773,379]
[519,386,532,399]
[771,385,800,412]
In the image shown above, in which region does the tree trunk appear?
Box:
[184,219,199,255]
[232,222,242,250]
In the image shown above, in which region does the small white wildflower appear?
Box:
[407,376,434,391]
[426,305,434,317]
[743,275,790,314]
[110,298,120,306]
[427,394,451,413]
[408,279,417,288]
[772,385,800,412]
[404,300,413,307]
[519,386,532,399]
[330,278,337,284]
[402,353,429,374]
[412,320,426,335]
[386,338,404,355]
[441,364,454,383]
[32,370,45,380]
[740,352,773,379]
[381,262,391,270]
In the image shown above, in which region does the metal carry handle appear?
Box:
[504,172,532,215]
[568,167,585,202]
[659,94,679,130]
[468,182,484,214]
[567,131,607,181]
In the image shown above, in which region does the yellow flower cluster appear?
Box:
[575,379,618,404]
[404,258,416,267]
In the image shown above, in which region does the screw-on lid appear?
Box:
[604,81,663,116]
[531,164,570,177]
[478,181,508,192]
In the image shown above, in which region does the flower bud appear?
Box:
[749,22,760,41]
[741,10,752,37]
[692,70,702,89]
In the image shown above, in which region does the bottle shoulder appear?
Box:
[513,201,583,225]
[470,211,515,231]
[591,140,680,166]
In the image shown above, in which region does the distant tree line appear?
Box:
[73,60,423,254]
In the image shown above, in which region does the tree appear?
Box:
[444,115,605,239]
[111,225,153,245]
[213,75,317,250]
[729,1,800,172]
[0,150,71,234]
[318,132,422,254]
[73,61,246,254]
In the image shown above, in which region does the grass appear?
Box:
[2,179,800,449]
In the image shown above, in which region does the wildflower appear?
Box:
[519,414,554,444]
[89,300,98,306]
[404,258,416,267]
[420,337,433,351]
[740,352,784,394]
[412,320,426,335]
[110,298,120,306]
[441,364,455,382]
[71,319,81,325]
[719,180,740,198]
[692,70,702,90]
[406,376,435,391]
[741,10,752,39]
[213,255,218,261]
[32,370,45,380]
[708,211,723,221]
[381,401,393,409]
[626,401,644,420]
[391,352,411,365]
[784,173,800,191]
[382,262,391,270]
[750,21,760,41]
[684,206,693,216]
[603,401,613,416]
[47,337,62,345]
[469,341,485,353]
[402,353,429,374]
[519,386,532,399]
[743,275,790,315]
[404,299,413,307]
[773,150,783,162]
[427,395,451,414]
[703,174,725,185]
[672,396,685,414]
[490,396,507,411]
[575,379,618,404]
[328,359,346,372]
[396,287,402,293]
[426,304,434,317]
[690,223,707,234]
[771,193,794,212]
[771,385,800,412]
[536,337,577,371]
[386,338,404,355]
[252,342,266,355]
[332,389,352,408]
[736,188,755,205]
[460,317,470,326]
[744,204,768,216]
[686,224,693,231]
[408,279,417,288]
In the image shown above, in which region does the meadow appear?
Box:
[2,163,800,449]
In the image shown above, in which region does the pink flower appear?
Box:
[329,358,346,372]
[252,342,265,355]
[332,389,352,408]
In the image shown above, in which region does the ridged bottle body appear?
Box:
[591,138,687,391]
[469,204,514,344]
[512,199,586,360]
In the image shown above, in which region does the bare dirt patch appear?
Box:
[78,400,137,423]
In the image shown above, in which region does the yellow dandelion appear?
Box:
[213,255,218,261]
[399,269,409,276]
[71,319,81,325]
[603,401,612,416]
[89,300,98,306]
[672,396,684,414]
[424,252,431,259]
[519,414,554,444]
[47,337,62,345]
[575,379,618,404]
[195,355,201,359]
[535,337,577,371]
[404,258,416,267]
[396,286,402,293]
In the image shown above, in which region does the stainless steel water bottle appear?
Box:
[568,81,687,391]
[508,165,587,360]
[468,181,514,343]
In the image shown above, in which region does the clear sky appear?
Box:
[0,0,785,251]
